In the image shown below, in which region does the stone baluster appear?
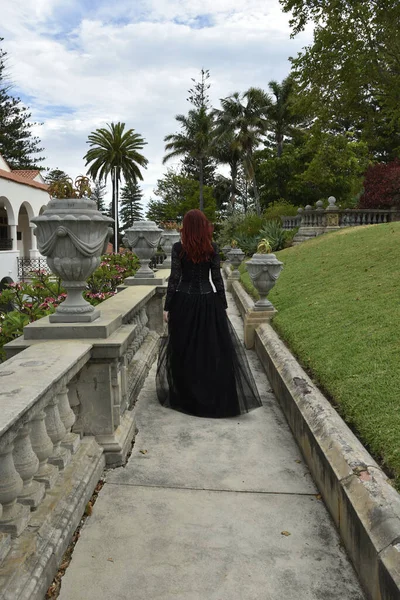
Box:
[0,439,30,536]
[45,397,71,470]
[30,410,59,489]
[13,422,46,508]
[58,386,80,454]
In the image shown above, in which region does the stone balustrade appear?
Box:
[0,282,166,600]
[280,198,400,244]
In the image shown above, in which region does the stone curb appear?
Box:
[254,322,400,600]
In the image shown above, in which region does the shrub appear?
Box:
[263,199,298,221]
[358,160,400,208]
[234,234,260,257]
[259,220,287,252]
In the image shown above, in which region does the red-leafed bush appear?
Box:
[358,160,400,208]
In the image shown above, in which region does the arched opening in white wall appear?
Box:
[0,196,16,250]
[17,201,35,258]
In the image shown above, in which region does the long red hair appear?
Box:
[180,209,214,263]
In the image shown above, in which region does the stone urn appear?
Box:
[124,221,163,279]
[227,248,245,278]
[246,253,283,311]
[160,230,181,269]
[31,197,114,323]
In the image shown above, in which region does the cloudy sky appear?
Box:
[1,0,312,210]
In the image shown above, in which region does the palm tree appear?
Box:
[212,130,242,210]
[84,122,148,250]
[267,76,299,157]
[163,107,214,212]
[214,88,271,215]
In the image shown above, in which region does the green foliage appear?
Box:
[0,38,45,168]
[280,0,400,160]
[234,234,260,257]
[86,251,139,299]
[91,179,107,213]
[119,181,144,229]
[146,170,216,223]
[259,220,286,252]
[263,199,299,220]
[84,122,148,238]
[48,175,92,199]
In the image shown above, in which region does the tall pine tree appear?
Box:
[0,39,45,168]
[91,179,107,213]
[120,181,144,230]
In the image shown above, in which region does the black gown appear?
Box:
[156,242,262,418]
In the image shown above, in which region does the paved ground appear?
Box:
[59,291,365,600]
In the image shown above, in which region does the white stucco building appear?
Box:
[0,154,50,282]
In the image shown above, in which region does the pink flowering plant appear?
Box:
[0,251,139,358]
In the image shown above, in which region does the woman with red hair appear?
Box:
[156,209,262,418]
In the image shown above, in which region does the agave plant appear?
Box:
[259,219,286,252]
[257,238,272,254]
[48,175,92,199]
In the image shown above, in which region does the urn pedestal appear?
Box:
[31,198,114,323]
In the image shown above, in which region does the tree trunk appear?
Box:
[253,175,261,216]
[230,161,238,209]
[115,171,120,251]
[199,158,204,212]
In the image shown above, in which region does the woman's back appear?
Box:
[165,241,227,308]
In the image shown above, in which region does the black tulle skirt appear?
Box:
[156,291,263,418]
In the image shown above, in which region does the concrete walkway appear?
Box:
[59,291,365,600]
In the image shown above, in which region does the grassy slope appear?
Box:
[242,224,400,485]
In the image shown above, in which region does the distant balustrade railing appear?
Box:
[17,257,50,280]
[281,215,301,230]
[281,198,400,233]
[0,238,13,251]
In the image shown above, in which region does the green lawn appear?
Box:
[240,223,400,488]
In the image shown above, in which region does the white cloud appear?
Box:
[1,0,313,210]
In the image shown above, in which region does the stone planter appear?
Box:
[160,230,180,268]
[124,221,163,279]
[31,198,113,323]
[245,253,283,311]
[227,248,245,278]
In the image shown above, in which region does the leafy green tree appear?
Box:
[214,88,271,215]
[163,70,214,212]
[84,122,148,248]
[120,180,144,229]
[43,168,70,184]
[146,170,216,223]
[280,0,400,159]
[0,39,45,168]
[91,179,107,213]
[266,76,303,158]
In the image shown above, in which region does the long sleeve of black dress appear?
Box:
[210,248,228,309]
[164,243,182,311]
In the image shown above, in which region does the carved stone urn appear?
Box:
[124,221,163,278]
[227,248,245,278]
[246,253,283,311]
[31,197,114,323]
[160,230,181,269]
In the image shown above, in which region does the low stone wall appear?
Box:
[230,280,400,600]
[0,282,167,599]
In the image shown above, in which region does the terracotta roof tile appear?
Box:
[12,169,41,180]
[0,169,49,191]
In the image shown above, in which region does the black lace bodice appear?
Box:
[164,241,227,311]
